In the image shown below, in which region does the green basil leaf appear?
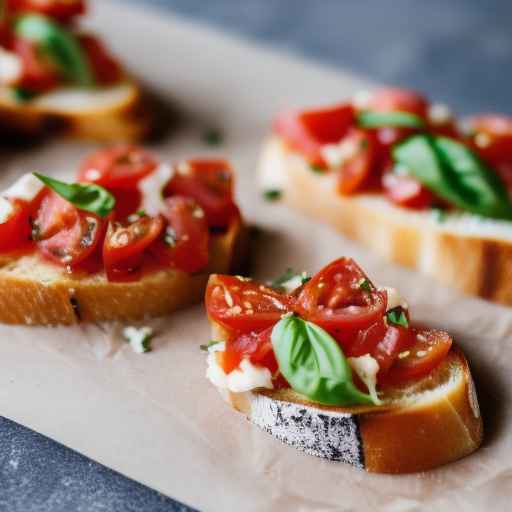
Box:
[271,316,375,406]
[34,173,115,217]
[357,110,425,129]
[393,134,512,220]
[386,307,409,328]
[15,14,94,87]
[263,189,281,201]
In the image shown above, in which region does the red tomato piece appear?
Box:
[347,319,387,357]
[337,129,377,194]
[77,145,158,189]
[165,160,239,229]
[274,104,355,167]
[366,87,429,118]
[296,258,387,349]
[149,196,209,274]
[78,35,122,85]
[382,172,434,209]
[205,275,292,334]
[109,188,142,221]
[0,199,33,252]
[372,325,413,374]
[383,329,452,385]
[103,215,164,282]
[7,0,85,22]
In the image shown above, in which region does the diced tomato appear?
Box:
[109,188,142,221]
[205,275,292,335]
[382,329,452,385]
[103,215,164,282]
[220,327,277,374]
[366,87,429,118]
[149,196,209,274]
[165,159,239,229]
[77,145,158,189]
[7,0,86,22]
[274,104,355,167]
[296,258,387,350]
[347,319,387,357]
[337,129,377,194]
[0,199,33,252]
[34,192,105,267]
[372,325,413,374]
[382,172,434,209]
[78,35,122,85]
[13,38,59,93]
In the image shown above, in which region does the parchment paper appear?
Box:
[0,1,510,510]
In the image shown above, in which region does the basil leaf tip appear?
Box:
[33,173,115,217]
[357,110,425,129]
[386,306,409,328]
[271,316,377,406]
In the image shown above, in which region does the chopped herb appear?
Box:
[357,110,425,129]
[123,326,154,354]
[431,207,447,223]
[136,209,146,217]
[263,189,282,201]
[386,307,409,328]
[358,278,372,292]
[12,87,37,103]
[202,129,223,146]
[309,164,324,173]
[200,340,222,352]
[271,269,310,291]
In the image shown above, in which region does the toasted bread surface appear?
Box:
[0,218,245,325]
[0,81,151,142]
[260,137,512,305]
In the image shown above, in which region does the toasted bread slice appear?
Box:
[259,137,512,305]
[220,345,482,474]
[0,218,246,325]
[0,80,151,142]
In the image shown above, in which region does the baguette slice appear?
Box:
[219,345,483,474]
[0,218,246,325]
[259,137,512,305]
[0,80,151,142]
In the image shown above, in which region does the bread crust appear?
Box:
[260,137,512,305]
[0,218,245,325]
[222,346,483,474]
[0,81,151,142]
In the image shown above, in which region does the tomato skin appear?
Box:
[77,145,158,189]
[296,258,387,349]
[337,129,377,194]
[274,104,355,167]
[366,87,429,118]
[78,35,122,85]
[205,275,292,334]
[150,196,209,274]
[165,160,239,229]
[347,319,386,358]
[0,199,33,252]
[103,215,164,282]
[382,329,452,385]
[7,0,86,22]
[372,325,413,374]
[109,188,142,221]
[382,172,434,209]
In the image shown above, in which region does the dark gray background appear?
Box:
[1,1,510,511]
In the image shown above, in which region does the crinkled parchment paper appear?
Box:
[0,1,510,510]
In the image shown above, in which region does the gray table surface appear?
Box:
[1,1,510,511]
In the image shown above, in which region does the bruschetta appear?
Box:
[259,88,512,305]
[0,145,246,324]
[0,1,151,141]
[204,258,483,474]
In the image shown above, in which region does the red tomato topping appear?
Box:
[149,196,209,274]
[78,35,122,85]
[165,160,239,228]
[274,104,355,167]
[372,324,413,374]
[7,0,86,22]
[366,87,429,118]
[77,145,158,189]
[382,172,434,209]
[337,129,377,194]
[103,215,164,282]
[383,329,452,385]
[205,275,292,334]
[0,199,33,252]
[296,258,387,349]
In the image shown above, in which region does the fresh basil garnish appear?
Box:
[200,340,222,352]
[393,134,512,220]
[12,87,37,103]
[358,278,372,292]
[270,268,310,290]
[357,110,425,129]
[263,189,282,201]
[271,315,376,406]
[386,306,409,328]
[34,173,115,218]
